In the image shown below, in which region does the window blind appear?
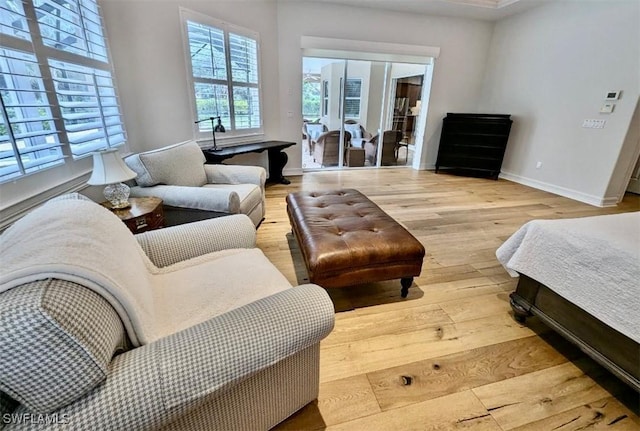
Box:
[0,0,126,184]
[49,59,125,157]
[0,47,63,182]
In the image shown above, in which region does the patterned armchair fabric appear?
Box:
[125,141,267,227]
[0,196,335,430]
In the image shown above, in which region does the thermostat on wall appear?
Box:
[605,91,621,100]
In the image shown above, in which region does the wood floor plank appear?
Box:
[439,291,512,323]
[325,390,502,431]
[322,303,452,347]
[274,374,381,430]
[472,359,614,430]
[367,334,583,411]
[510,396,640,430]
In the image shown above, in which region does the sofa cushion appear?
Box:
[125,141,207,187]
[0,279,127,413]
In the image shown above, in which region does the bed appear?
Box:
[497,211,640,392]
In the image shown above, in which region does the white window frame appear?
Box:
[180,8,264,146]
[0,0,126,185]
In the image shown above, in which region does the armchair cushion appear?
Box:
[157,248,294,336]
[305,123,326,142]
[129,184,242,214]
[125,141,207,187]
[344,123,362,140]
[0,279,126,413]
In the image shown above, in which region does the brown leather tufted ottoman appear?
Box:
[286,189,425,297]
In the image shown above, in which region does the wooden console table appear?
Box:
[202,140,296,185]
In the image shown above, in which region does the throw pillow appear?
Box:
[127,141,207,187]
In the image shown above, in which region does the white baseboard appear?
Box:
[283,168,303,177]
[498,171,619,207]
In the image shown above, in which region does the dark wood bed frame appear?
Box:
[510,274,639,392]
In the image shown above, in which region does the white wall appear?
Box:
[276,1,494,174]
[100,0,281,158]
[366,63,386,133]
[320,60,371,130]
[103,0,493,174]
[479,0,640,205]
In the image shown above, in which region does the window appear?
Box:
[181,9,262,142]
[0,0,125,183]
[344,78,361,119]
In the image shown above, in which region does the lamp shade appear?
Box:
[87,149,137,185]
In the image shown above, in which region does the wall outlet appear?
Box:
[536,161,542,169]
[582,119,606,129]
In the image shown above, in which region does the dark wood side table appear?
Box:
[102,197,164,234]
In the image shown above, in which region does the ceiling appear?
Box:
[309,0,551,21]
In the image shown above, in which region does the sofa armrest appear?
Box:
[24,285,334,431]
[135,214,256,267]
[129,185,241,213]
[204,164,266,189]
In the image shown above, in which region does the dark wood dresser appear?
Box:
[435,113,512,180]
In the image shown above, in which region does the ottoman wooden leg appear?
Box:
[400,277,413,298]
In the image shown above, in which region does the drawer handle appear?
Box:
[135,219,148,230]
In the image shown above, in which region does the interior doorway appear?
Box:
[301,57,431,171]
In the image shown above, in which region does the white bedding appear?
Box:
[497,211,640,343]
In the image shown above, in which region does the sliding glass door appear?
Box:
[302,57,428,171]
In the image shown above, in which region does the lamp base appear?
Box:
[104,182,131,209]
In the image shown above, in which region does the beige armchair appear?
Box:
[0,194,335,430]
[364,130,403,166]
[125,140,266,227]
[312,130,352,167]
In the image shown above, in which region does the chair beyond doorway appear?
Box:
[364,130,403,166]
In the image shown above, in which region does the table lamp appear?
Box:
[88,148,137,209]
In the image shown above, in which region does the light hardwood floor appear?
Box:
[257,169,640,431]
